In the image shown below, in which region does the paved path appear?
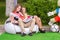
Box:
[0,25,60,35]
[0,25,50,33]
[0,25,5,33]
[0,25,5,35]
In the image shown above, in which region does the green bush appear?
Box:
[0,0,5,2]
[0,0,58,25]
[0,2,7,24]
[18,0,57,25]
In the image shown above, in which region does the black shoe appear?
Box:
[28,32,33,36]
[57,31,59,33]
[39,28,46,33]
[32,31,36,34]
[16,32,21,34]
[21,33,26,36]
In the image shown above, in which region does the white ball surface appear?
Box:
[4,18,39,34]
[4,23,39,34]
[50,24,59,32]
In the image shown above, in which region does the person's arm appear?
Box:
[10,12,15,23]
[24,13,28,18]
[10,15,14,23]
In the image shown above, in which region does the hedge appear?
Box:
[18,0,58,25]
[0,0,58,25]
[0,2,7,24]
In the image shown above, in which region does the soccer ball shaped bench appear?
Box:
[4,18,39,34]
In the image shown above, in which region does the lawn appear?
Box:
[0,32,60,40]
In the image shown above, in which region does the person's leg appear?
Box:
[24,21,32,28]
[24,19,35,32]
[34,15,45,33]
[18,18,26,36]
[18,18,25,33]
[29,18,35,36]
[34,16,43,29]
[23,18,35,36]
[29,19,35,32]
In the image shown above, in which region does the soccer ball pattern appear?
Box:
[50,24,59,32]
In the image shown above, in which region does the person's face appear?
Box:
[16,6,21,12]
[22,7,26,13]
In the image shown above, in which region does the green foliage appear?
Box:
[0,2,7,24]
[0,0,57,25]
[18,0,57,25]
[0,0,5,2]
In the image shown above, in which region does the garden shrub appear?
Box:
[18,0,57,25]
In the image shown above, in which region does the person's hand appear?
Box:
[47,12,54,16]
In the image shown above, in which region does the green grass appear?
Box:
[0,32,60,40]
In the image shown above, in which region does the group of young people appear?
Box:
[9,4,46,36]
